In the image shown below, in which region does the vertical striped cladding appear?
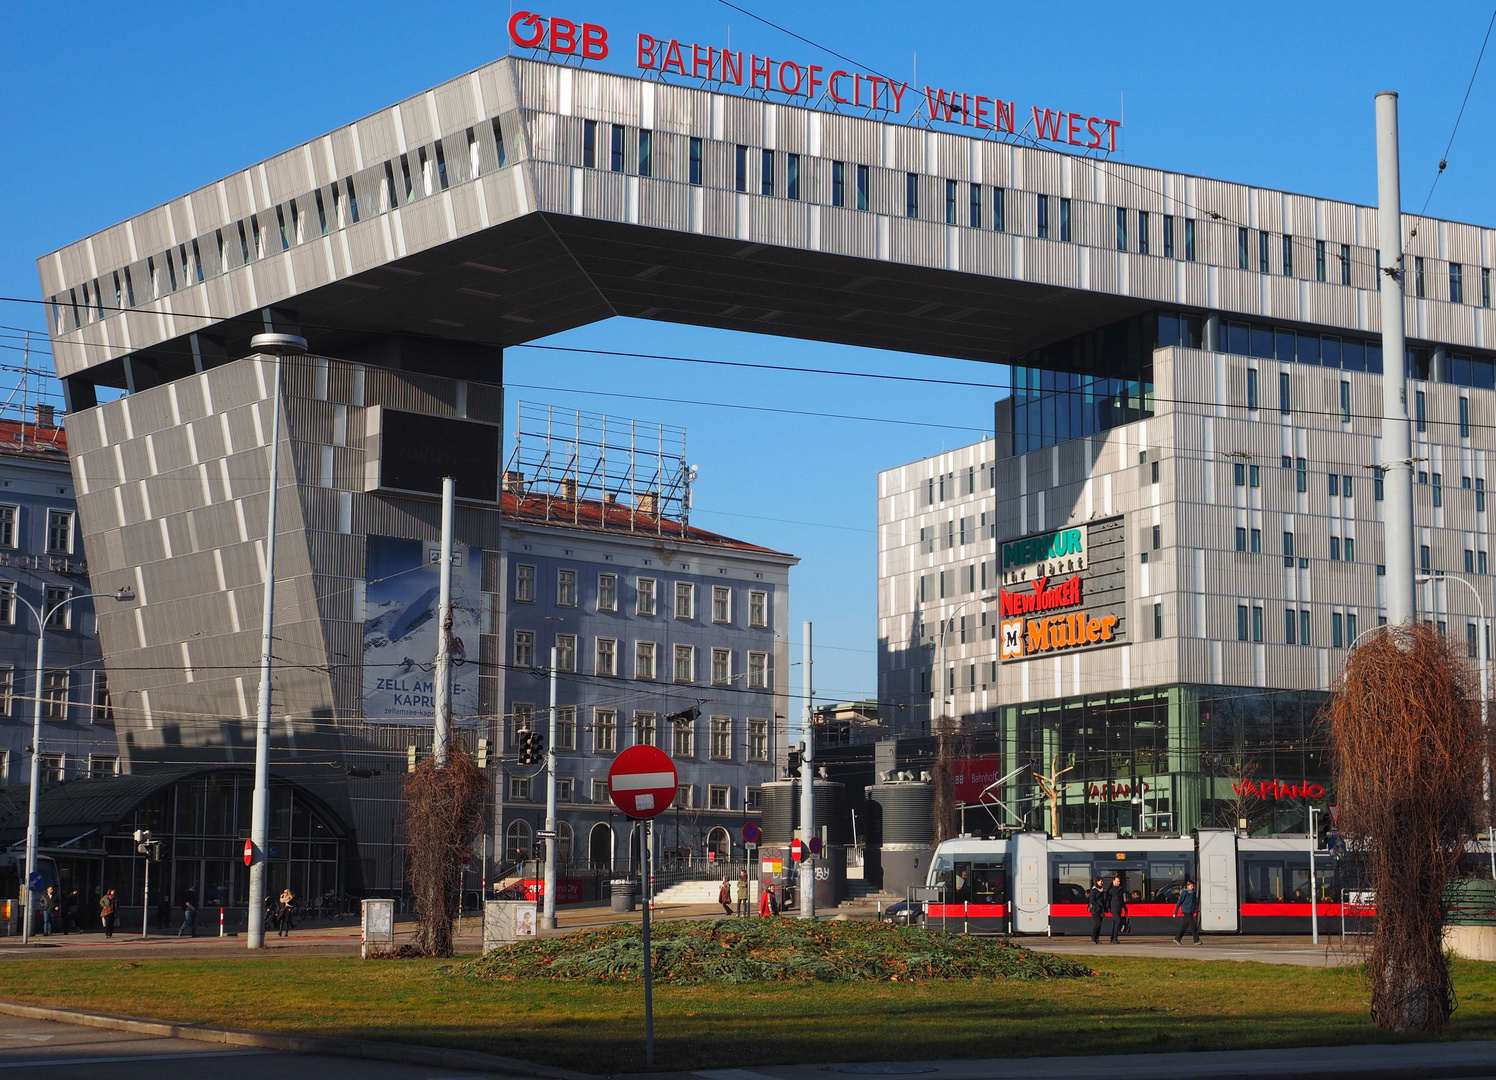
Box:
[40,59,1496,379]
[880,346,1496,718]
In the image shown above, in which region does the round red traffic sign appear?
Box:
[608,745,678,820]
[790,838,804,862]
[243,839,253,867]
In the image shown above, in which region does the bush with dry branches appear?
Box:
[401,747,489,957]
[1328,623,1483,1033]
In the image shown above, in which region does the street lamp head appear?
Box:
[113,586,136,602]
[979,592,999,603]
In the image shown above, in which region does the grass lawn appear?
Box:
[4,954,1496,1072]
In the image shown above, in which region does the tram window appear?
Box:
[1244,862,1286,901]
[972,864,1006,904]
[954,862,972,901]
[1121,869,1146,903]
[1148,861,1187,903]
[928,852,952,890]
[1052,861,1091,904]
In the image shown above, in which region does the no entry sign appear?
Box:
[790,838,804,862]
[608,745,678,820]
[243,839,253,866]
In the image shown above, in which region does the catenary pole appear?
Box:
[247,334,301,950]
[21,622,47,944]
[433,476,456,767]
[799,620,815,920]
[1375,92,1416,628]
[542,646,559,929]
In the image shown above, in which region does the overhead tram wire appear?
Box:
[1415,6,1496,222]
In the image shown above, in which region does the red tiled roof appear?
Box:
[501,491,793,558]
[0,419,68,459]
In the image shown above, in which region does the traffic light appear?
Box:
[517,730,545,766]
[666,706,701,726]
[477,737,489,771]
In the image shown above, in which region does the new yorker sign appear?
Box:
[507,12,1122,152]
[999,517,1126,662]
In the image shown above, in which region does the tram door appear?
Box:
[1013,832,1048,933]
[1196,828,1239,932]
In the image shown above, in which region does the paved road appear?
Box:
[1027,933,1359,967]
[0,1011,505,1079]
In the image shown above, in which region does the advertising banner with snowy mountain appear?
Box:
[363,535,481,723]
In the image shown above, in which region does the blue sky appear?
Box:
[2,1,1493,713]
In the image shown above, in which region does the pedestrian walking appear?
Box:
[277,888,296,936]
[1107,874,1127,944]
[718,876,732,916]
[1173,878,1202,945]
[735,869,749,917]
[100,889,118,939]
[1087,876,1106,944]
[41,886,56,936]
[63,889,79,935]
[179,887,198,937]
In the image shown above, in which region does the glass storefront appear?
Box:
[998,684,1331,836]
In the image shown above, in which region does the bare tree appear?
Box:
[402,747,488,957]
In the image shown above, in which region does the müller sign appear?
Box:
[508,12,1122,151]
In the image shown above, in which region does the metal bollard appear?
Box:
[219,907,225,937]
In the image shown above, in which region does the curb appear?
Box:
[0,998,590,1079]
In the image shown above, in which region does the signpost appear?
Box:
[608,745,677,1067]
[743,822,761,845]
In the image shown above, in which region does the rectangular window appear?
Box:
[1334,612,1345,649]
[1484,267,1491,308]
[1247,368,1258,410]
[749,589,767,627]
[1237,604,1249,641]
[513,703,534,744]
[434,141,449,190]
[748,718,768,761]
[91,671,111,723]
[1234,463,1245,487]
[993,187,1005,231]
[513,629,534,669]
[1330,536,1341,561]
[596,637,618,677]
[1416,390,1427,432]
[1183,217,1195,260]
[1329,473,1339,496]
[709,784,731,811]
[1279,372,1291,414]
[345,177,359,222]
[1283,531,1295,564]
[611,125,626,172]
[1375,468,1386,500]
[1235,527,1247,552]
[1434,473,1443,507]
[635,641,656,680]
[735,145,748,192]
[1163,215,1174,258]
[90,755,117,779]
[637,577,657,616]
[1036,194,1049,238]
[1421,545,1431,573]
[42,670,67,719]
[945,180,957,225]
[1251,528,1261,553]
[46,509,73,554]
[710,717,732,760]
[1347,613,1358,643]
[1297,458,1307,493]
[1316,239,1326,282]
[856,165,869,210]
[1482,551,1490,575]
[1467,549,1476,573]
[598,573,617,612]
[712,585,731,623]
[556,568,577,607]
[1259,230,1269,273]
[748,651,768,689]
[509,776,531,802]
[1301,609,1311,646]
[1460,397,1470,438]
[1345,537,1356,562]
[583,120,597,168]
[635,711,657,747]
[1285,608,1297,645]
[832,161,845,207]
[971,183,983,228]
[493,118,507,166]
[43,585,71,629]
[674,581,694,619]
[314,190,328,235]
[638,129,653,177]
[1415,256,1426,297]
[1060,197,1072,242]
[1118,207,1129,251]
[0,505,15,548]
[688,136,702,184]
[672,722,694,759]
[674,644,695,682]
[276,205,291,248]
[1238,226,1248,269]
[1249,465,1260,488]
[762,149,774,196]
[1451,262,1463,303]
[906,173,919,218]
[1138,210,1149,254]
[1344,476,1353,498]
[1340,381,1351,423]
[1479,478,1487,512]
[556,634,577,673]
[1339,243,1350,285]
[515,564,535,603]
[556,778,573,803]
[591,780,609,803]
[1252,605,1263,642]
[787,153,800,200]
[1282,234,1294,276]
[711,647,731,685]
[556,706,576,752]
[1153,602,1163,639]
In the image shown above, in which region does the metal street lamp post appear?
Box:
[934,593,999,727]
[22,585,135,944]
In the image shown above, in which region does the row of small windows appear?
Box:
[505,783,760,815]
[0,666,112,721]
[509,703,772,763]
[513,566,769,626]
[52,120,510,333]
[923,464,998,505]
[512,631,772,688]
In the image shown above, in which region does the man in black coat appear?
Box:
[1107,874,1127,943]
[1088,876,1107,944]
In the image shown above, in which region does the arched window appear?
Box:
[707,826,730,862]
[588,823,614,870]
[556,822,574,866]
[505,820,531,862]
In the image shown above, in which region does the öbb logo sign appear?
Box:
[508,11,609,59]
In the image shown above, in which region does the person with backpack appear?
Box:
[1173,877,1202,945]
[1088,876,1107,944]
